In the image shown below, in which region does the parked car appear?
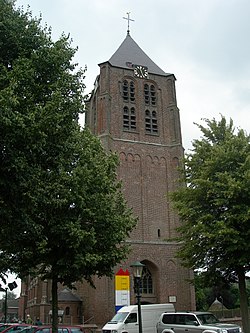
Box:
[1,325,31,333]
[0,325,13,333]
[19,326,38,333]
[33,326,84,333]
[156,311,242,333]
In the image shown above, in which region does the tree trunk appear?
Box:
[237,266,249,333]
[51,277,58,333]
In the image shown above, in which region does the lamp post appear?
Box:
[130,261,145,333]
[0,281,18,323]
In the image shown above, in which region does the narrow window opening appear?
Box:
[144,84,149,105]
[123,106,136,131]
[123,80,129,101]
[145,110,158,134]
[141,267,153,294]
[130,81,135,102]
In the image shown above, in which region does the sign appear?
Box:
[115,268,130,312]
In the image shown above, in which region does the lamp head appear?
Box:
[130,261,145,278]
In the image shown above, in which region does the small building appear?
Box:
[54,288,83,325]
[0,298,19,322]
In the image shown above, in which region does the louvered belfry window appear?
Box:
[122,79,136,131]
[144,83,158,134]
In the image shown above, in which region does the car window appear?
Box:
[184,315,197,325]
[162,314,175,324]
[8,327,27,332]
[25,328,38,333]
[197,314,219,324]
[175,315,186,325]
[59,329,70,333]
[125,313,137,323]
[35,329,50,333]
[110,312,129,323]
[70,329,82,333]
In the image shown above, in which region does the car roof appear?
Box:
[34,326,83,330]
[163,312,212,315]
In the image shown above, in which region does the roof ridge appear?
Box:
[107,34,171,76]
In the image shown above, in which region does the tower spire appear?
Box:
[123,12,135,35]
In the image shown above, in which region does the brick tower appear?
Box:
[19,29,196,328]
[82,30,196,325]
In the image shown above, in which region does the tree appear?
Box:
[171,116,250,333]
[0,291,17,300]
[0,1,136,331]
[194,270,243,311]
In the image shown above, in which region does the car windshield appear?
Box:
[197,313,220,324]
[109,312,129,323]
[7,327,29,333]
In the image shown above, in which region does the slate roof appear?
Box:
[106,33,172,77]
[58,288,82,302]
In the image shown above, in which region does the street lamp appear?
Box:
[0,281,18,323]
[130,261,145,333]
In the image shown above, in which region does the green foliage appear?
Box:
[6,291,17,300]
[194,270,245,310]
[171,115,250,332]
[172,116,250,273]
[0,0,136,323]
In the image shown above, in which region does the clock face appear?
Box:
[134,65,148,79]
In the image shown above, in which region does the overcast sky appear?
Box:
[7,0,250,298]
[14,0,250,152]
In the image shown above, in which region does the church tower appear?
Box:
[84,26,196,325]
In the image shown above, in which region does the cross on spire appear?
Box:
[123,12,135,35]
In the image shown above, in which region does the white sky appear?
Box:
[14,0,250,152]
[10,0,249,296]
[0,274,21,298]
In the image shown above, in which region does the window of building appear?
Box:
[150,85,156,105]
[123,106,136,131]
[123,80,129,101]
[144,84,156,105]
[144,84,149,105]
[145,110,158,134]
[122,79,137,132]
[130,81,135,102]
[123,80,135,103]
[141,266,153,294]
[65,306,70,316]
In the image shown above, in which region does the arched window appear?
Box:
[152,111,158,133]
[150,85,156,105]
[123,80,135,102]
[145,110,158,134]
[123,106,136,131]
[122,80,129,101]
[130,81,135,102]
[141,267,153,294]
[77,307,81,317]
[144,84,149,105]
[65,306,70,315]
[144,84,156,105]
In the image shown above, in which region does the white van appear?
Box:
[102,303,175,333]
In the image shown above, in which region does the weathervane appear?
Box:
[123,12,135,35]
